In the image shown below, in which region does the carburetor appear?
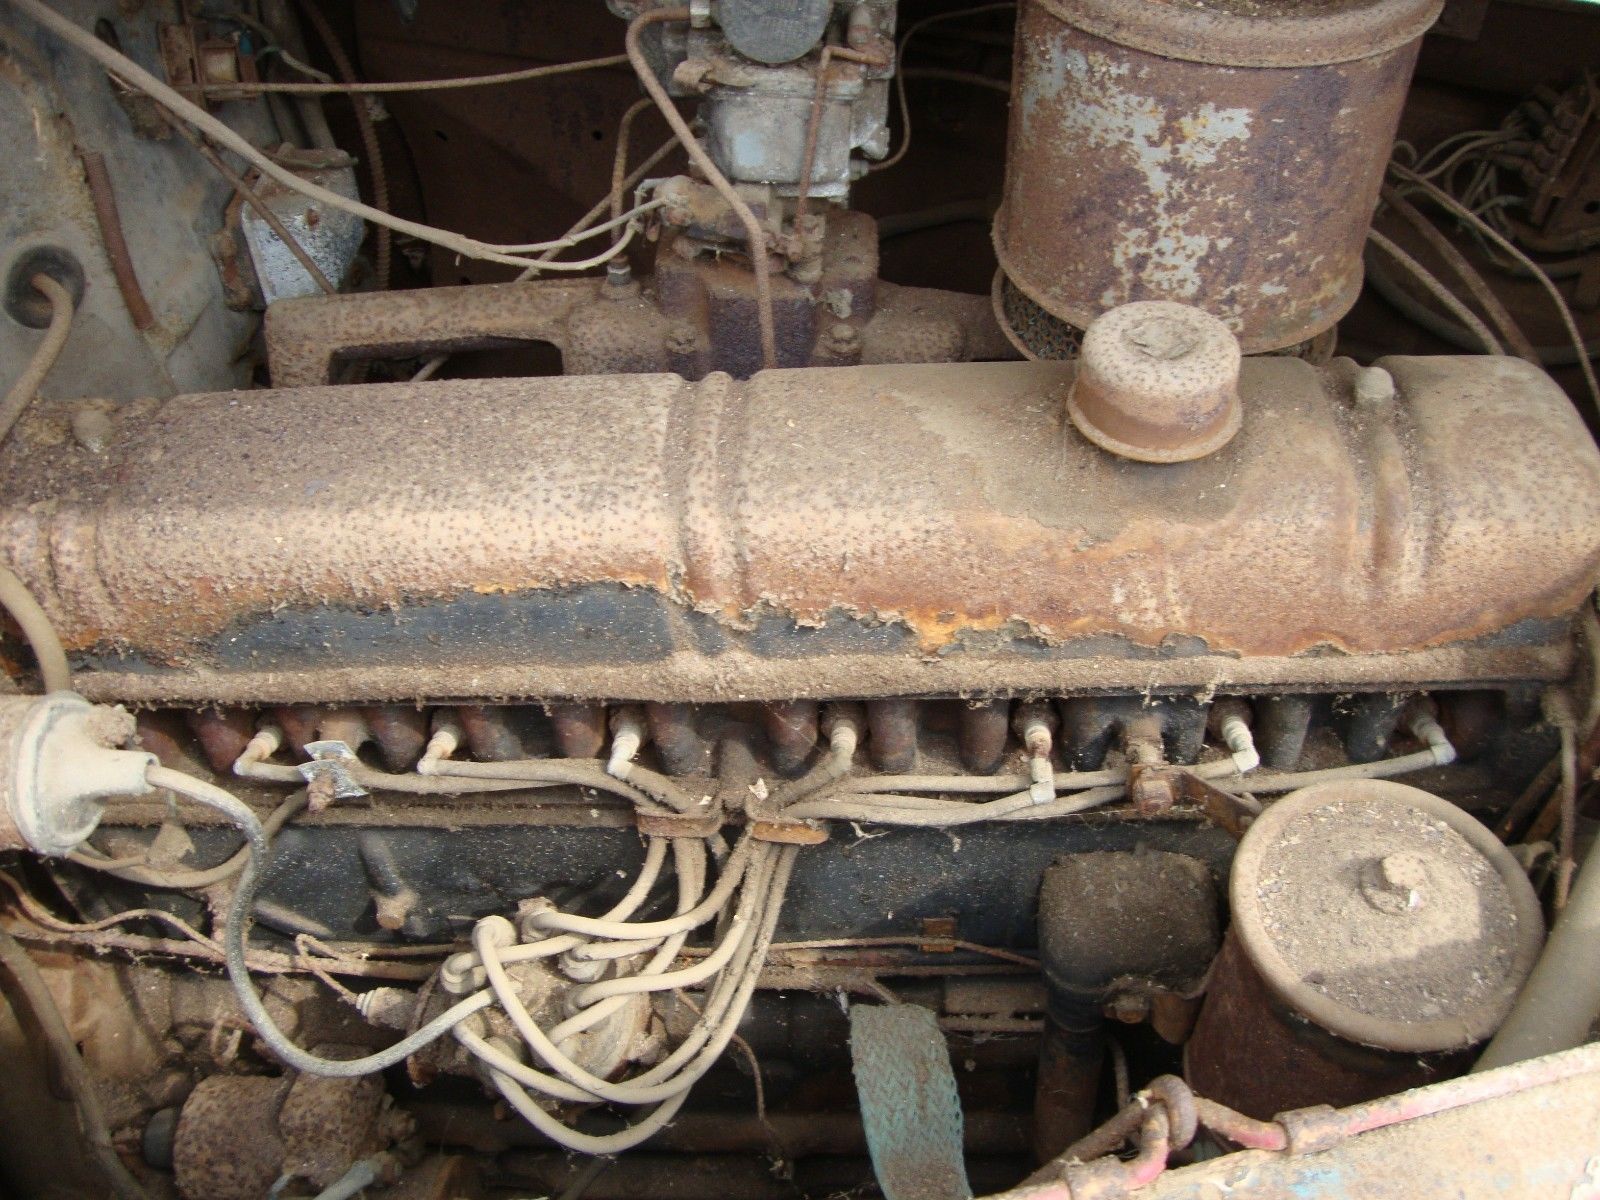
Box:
[621,0,897,201]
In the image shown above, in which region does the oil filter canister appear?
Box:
[1186,780,1543,1120]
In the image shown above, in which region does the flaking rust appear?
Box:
[0,355,1597,702]
[994,0,1442,353]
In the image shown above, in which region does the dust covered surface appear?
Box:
[1167,0,1373,14]
[2,357,1598,704]
[1253,797,1521,1025]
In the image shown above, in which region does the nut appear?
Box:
[1360,851,1431,915]
[665,321,698,355]
[825,321,860,358]
[1354,365,1396,407]
[1130,769,1177,818]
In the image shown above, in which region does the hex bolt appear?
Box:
[1129,771,1176,817]
[665,321,698,355]
[1106,992,1151,1024]
[826,321,860,359]
[1122,713,1174,816]
[373,888,418,932]
[1360,851,1432,914]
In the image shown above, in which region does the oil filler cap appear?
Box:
[1229,780,1544,1053]
[1067,301,1242,463]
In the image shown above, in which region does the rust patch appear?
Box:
[173,1075,291,1200]
[264,211,1015,387]
[994,2,1424,352]
[277,1074,389,1188]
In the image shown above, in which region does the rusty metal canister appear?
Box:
[1035,850,1219,1159]
[1186,781,1543,1121]
[993,0,1444,355]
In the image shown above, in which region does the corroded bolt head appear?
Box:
[71,405,114,453]
[1129,771,1176,818]
[826,321,860,355]
[1107,992,1150,1023]
[373,888,416,932]
[1354,366,1396,407]
[665,322,698,354]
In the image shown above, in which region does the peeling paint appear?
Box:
[0,355,1596,705]
[995,5,1424,352]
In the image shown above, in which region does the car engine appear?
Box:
[1,1,1599,1198]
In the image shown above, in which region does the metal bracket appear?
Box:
[749,819,830,845]
[635,809,724,838]
[158,21,260,106]
[1130,766,1259,837]
[298,740,370,806]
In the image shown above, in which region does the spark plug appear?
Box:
[416,711,464,775]
[1216,704,1254,771]
[1015,702,1057,805]
[1404,704,1456,766]
[607,705,648,780]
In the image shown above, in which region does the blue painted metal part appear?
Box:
[850,1004,972,1200]
[1140,1045,1600,1200]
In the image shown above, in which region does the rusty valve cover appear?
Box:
[0,355,1596,704]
